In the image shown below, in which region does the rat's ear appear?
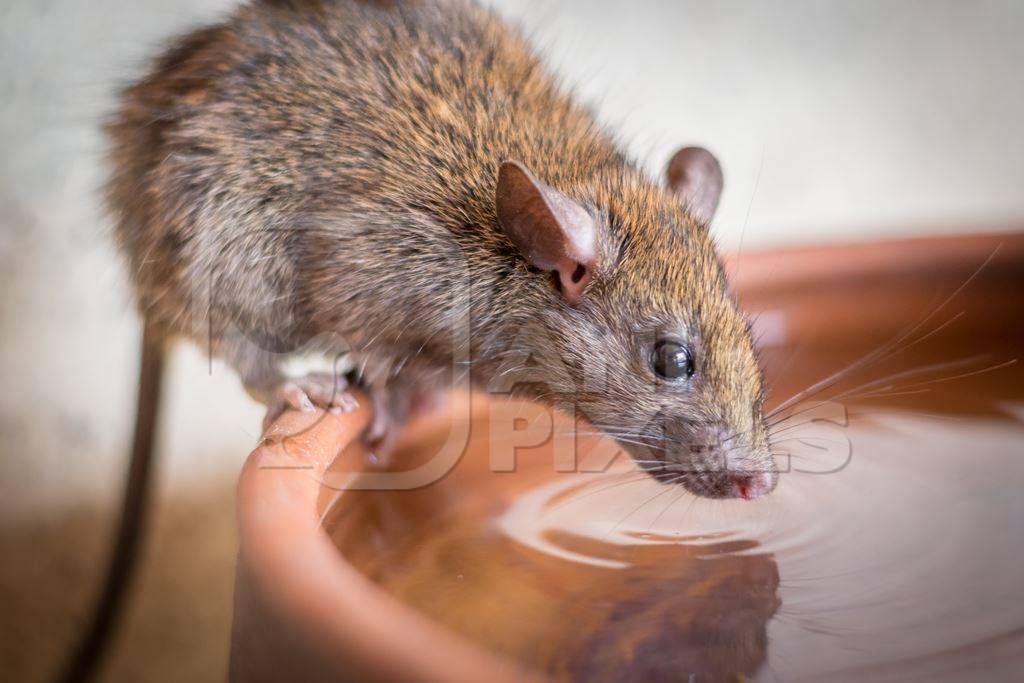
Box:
[666,146,723,224]
[495,160,597,305]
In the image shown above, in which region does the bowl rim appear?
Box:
[231,398,541,683]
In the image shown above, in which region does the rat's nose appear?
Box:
[727,471,776,500]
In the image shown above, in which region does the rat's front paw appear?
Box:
[261,372,359,433]
[356,381,422,469]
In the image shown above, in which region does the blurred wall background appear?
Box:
[1,0,1022,680]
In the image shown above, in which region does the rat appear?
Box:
[106,0,778,500]
[62,4,777,676]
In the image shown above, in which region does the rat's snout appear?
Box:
[726,470,777,500]
[662,423,779,500]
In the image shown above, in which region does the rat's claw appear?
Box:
[280,382,317,412]
[262,373,358,433]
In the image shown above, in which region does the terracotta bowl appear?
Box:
[229,232,1023,682]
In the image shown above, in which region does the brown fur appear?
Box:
[106,0,774,497]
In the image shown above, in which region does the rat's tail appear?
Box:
[56,318,166,683]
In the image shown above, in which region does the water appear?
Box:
[507,412,1024,680]
[325,305,1024,681]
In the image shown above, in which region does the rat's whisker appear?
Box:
[770,435,847,447]
[564,431,654,449]
[545,473,656,513]
[878,310,966,360]
[766,247,1000,420]
[894,358,1017,391]
[765,354,993,432]
[648,487,691,529]
[607,477,686,535]
[852,388,933,401]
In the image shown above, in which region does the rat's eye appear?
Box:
[651,339,695,380]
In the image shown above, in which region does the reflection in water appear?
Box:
[535,536,780,682]
[347,502,781,681]
[494,477,781,678]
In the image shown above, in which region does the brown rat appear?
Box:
[108,0,778,500]
[62,5,777,676]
